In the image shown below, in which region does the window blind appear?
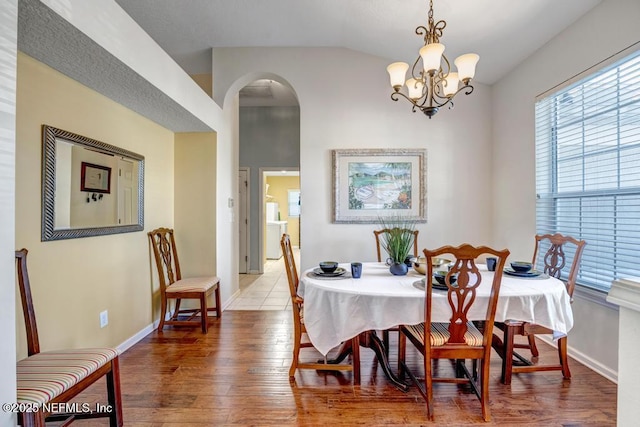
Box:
[535,49,640,292]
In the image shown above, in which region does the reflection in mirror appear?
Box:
[42,125,145,241]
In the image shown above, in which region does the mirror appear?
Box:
[41,125,145,241]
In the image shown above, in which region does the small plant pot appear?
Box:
[389,262,409,276]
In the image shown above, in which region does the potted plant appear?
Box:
[378,215,417,276]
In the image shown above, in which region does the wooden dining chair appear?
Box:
[280,234,360,383]
[15,249,123,427]
[493,232,586,384]
[398,244,510,422]
[374,228,419,262]
[148,227,222,333]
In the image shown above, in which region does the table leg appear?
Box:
[324,330,410,392]
[324,340,353,365]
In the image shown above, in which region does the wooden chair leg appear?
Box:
[173,298,182,320]
[200,295,208,333]
[19,412,46,427]
[528,335,539,358]
[481,356,491,422]
[501,324,515,385]
[558,337,571,379]
[158,296,168,332]
[351,336,361,385]
[215,285,222,318]
[289,325,301,380]
[425,351,434,421]
[107,357,124,427]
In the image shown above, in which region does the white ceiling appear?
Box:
[114,0,601,87]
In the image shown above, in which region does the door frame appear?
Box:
[238,167,250,273]
[259,167,300,274]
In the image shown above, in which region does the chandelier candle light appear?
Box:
[387,0,479,118]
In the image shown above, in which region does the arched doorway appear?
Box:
[237,78,300,276]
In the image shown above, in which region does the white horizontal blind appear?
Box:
[535,49,640,292]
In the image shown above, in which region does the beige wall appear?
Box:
[173,132,218,307]
[15,53,175,357]
[266,175,300,247]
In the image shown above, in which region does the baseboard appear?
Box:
[116,321,156,355]
[225,288,243,308]
[115,301,243,354]
[247,269,260,274]
[537,335,618,383]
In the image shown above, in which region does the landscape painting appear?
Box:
[332,148,427,223]
[348,162,412,210]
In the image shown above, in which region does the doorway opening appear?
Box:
[263,169,300,269]
[236,77,300,277]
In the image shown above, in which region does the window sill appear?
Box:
[574,284,619,311]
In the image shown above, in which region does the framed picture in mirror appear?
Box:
[80,162,112,193]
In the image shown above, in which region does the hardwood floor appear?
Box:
[71,310,616,426]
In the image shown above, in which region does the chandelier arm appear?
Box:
[416,25,428,38]
[390,91,416,104]
[441,54,451,76]
[391,91,430,113]
[410,58,423,81]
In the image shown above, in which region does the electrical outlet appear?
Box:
[99,310,108,328]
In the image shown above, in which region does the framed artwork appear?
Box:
[332,148,427,223]
[80,161,112,193]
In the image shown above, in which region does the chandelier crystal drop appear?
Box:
[387,0,479,119]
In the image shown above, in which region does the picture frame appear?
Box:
[80,162,112,193]
[332,148,427,223]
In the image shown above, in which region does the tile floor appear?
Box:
[227,248,299,311]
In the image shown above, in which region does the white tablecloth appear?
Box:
[299,262,574,356]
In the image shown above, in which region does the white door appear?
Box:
[117,158,135,225]
[238,169,249,273]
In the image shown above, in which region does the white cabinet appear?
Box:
[266,221,288,259]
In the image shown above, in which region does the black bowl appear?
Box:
[319,261,338,273]
[510,261,533,273]
[433,271,457,285]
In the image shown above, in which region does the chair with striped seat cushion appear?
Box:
[148,227,222,333]
[398,244,510,422]
[492,232,586,384]
[403,322,485,347]
[15,249,123,427]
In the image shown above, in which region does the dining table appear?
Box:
[298,261,574,391]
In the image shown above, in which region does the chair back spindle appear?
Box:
[374,228,419,262]
[281,234,299,299]
[149,227,183,292]
[532,232,586,299]
[16,249,40,356]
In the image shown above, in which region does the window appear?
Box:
[288,189,300,217]
[535,49,640,292]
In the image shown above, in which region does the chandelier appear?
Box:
[386,0,479,118]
